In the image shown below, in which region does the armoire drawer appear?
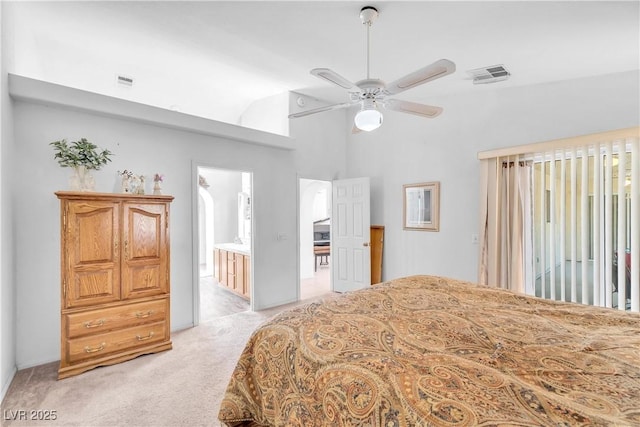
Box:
[65,299,167,339]
[66,321,167,363]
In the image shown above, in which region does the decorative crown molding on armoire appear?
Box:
[56,191,174,379]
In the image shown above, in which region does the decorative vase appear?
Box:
[153,181,162,195]
[70,165,95,192]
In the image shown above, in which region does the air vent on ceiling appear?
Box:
[116,74,134,87]
[467,64,510,84]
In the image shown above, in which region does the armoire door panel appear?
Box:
[127,208,162,259]
[122,202,168,299]
[70,267,120,306]
[69,203,119,265]
[66,201,120,308]
[123,264,166,299]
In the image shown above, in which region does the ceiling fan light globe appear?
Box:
[354,109,383,132]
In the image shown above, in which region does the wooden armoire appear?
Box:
[56,191,174,379]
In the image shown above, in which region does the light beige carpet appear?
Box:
[1,301,314,427]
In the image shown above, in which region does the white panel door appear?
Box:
[332,177,371,292]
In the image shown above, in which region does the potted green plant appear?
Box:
[50,138,113,191]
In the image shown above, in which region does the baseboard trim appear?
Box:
[1,365,17,404]
[254,297,297,312]
[16,356,59,371]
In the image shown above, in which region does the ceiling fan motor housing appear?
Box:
[360,6,379,25]
[356,78,386,99]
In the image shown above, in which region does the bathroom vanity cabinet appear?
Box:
[214,245,250,299]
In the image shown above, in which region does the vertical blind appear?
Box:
[479,128,640,312]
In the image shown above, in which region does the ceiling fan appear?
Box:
[288,6,456,132]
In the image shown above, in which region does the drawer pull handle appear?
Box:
[136,332,154,341]
[84,319,105,328]
[84,343,106,353]
[135,310,154,319]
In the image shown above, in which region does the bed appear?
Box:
[218,275,640,426]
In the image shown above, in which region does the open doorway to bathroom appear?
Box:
[197,166,252,323]
[299,178,333,300]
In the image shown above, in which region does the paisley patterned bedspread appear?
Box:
[218,275,640,426]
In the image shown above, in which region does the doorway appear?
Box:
[299,179,333,300]
[196,166,252,323]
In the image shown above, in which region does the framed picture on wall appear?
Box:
[403,181,440,231]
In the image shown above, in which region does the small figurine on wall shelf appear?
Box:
[118,170,133,193]
[153,173,164,195]
[133,175,146,194]
[118,170,145,194]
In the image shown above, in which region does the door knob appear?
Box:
[363,242,370,247]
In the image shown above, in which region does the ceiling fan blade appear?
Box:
[384,99,443,118]
[288,102,353,119]
[385,59,456,95]
[311,68,360,91]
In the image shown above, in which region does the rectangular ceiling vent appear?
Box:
[116,74,134,87]
[467,65,510,85]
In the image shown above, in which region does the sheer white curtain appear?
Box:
[479,156,533,293]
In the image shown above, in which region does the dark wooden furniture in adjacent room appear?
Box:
[370,225,384,284]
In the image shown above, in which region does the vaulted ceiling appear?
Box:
[9,1,639,125]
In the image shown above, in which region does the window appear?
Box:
[532,145,636,310]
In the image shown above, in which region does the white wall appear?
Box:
[346,71,640,284]
[288,92,347,286]
[240,92,290,136]
[0,1,17,401]
[199,168,243,245]
[197,188,213,270]
[289,92,348,182]
[11,100,301,369]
